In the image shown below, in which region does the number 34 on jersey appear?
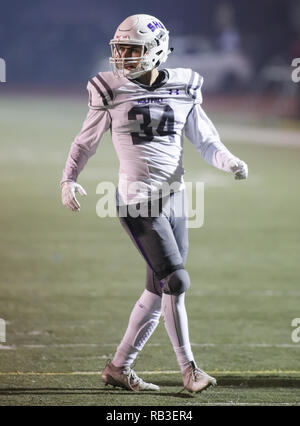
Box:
[87,68,203,148]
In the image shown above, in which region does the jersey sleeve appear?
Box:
[186,70,204,105]
[184,102,236,172]
[60,98,111,185]
[87,73,114,110]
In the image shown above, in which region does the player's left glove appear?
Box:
[228,158,248,180]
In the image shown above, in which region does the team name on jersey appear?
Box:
[137,97,164,104]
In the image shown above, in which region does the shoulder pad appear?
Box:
[166,68,204,103]
[186,70,203,104]
[87,72,115,109]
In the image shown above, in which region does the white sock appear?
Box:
[162,292,194,372]
[112,289,161,367]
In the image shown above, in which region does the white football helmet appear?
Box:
[109,14,172,79]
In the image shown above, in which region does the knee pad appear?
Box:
[161,268,190,295]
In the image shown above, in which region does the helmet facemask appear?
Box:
[109,40,149,79]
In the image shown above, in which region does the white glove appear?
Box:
[228,158,248,180]
[61,181,87,212]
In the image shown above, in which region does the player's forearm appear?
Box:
[60,108,111,186]
[61,142,91,184]
[185,104,236,172]
[198,137,248,178]
[209,142,236,173]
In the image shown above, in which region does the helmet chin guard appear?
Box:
[109,14,172,79]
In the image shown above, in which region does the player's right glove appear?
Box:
[61,181,87,212]
[228,158,248,180]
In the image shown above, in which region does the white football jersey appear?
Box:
[62,68,236,204]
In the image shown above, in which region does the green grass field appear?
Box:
[0,94,300,406]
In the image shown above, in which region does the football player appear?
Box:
[61,14,248,393]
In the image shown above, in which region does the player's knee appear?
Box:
[162,269,190,295]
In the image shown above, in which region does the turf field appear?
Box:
[0,93,300,406]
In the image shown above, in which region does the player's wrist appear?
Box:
[60,180,75,189]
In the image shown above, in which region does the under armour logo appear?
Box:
[169,89,179,95]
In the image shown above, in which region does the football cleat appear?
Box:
[101,362,160,392]
[182,361,217,393]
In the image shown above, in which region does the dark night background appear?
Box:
[1,0,299,87]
